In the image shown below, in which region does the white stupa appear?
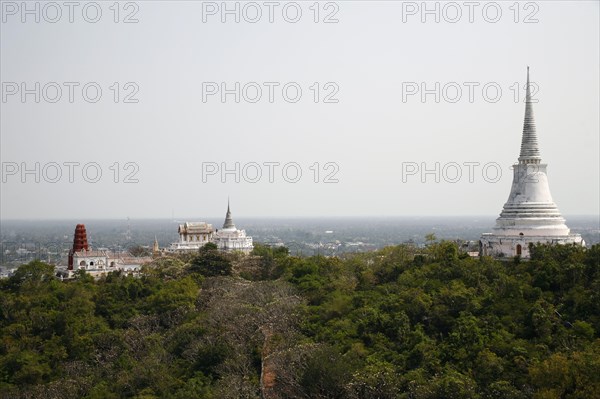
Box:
[480,68,584,258]
[213,200,254,253]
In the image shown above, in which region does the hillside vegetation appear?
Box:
[1,241,599,398]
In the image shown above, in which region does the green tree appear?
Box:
[190,244,232,277]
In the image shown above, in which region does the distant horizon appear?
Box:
[2,214,599,222]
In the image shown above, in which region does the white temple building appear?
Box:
[167,222,214,252]
[164,201,253,254]
[71,250,110,271]
[480,68,584,258]
[213,201,254,253]
[69,250,151,278]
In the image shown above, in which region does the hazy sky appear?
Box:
[1,0,599,219]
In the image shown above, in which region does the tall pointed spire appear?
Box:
[519,66,541,164]
[480,67,584,258]
[222,198,236,229]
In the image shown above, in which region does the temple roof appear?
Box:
[519,67,541,163]
[179,222,213,234]
[72,250,107,257]
[223,200,236,229]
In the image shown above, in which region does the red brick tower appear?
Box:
[68,224,89,270]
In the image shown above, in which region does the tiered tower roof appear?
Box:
[223,199,236,230]
[68,224,89,270]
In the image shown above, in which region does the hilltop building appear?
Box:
[480,68,584,258]
[62,224,152,278]
[163,201,253,254]
[68,224,111,272]
[213,201,254,253]
[167,222,214,252]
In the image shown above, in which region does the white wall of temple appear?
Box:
[215,238,252,246]
[73,255,109,270]
[180,233,212,243]
[481,234,585,258]
[168,242,206,251]
[213,233,253,250]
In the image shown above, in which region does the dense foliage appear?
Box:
[1,242,599,398]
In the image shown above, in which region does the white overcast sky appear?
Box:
[1,0,598,219]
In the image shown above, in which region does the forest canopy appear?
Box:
[1,241,599,398]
